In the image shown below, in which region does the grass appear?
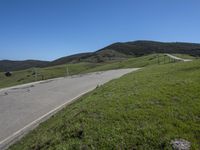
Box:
[9,59,200,149]
[0,54,166,89]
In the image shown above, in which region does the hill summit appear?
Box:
[1,40,200,71]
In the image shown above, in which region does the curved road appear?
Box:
[0,68,139,149]
[166,54,192,62]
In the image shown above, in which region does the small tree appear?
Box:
[5,72,12,77]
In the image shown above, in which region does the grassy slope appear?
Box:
[10,60,200,149]
[0,54,164,89]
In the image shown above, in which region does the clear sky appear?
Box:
[0,0,200,61]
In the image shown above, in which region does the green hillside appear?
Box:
[0,54,167,89]
[50,41,200,66]
[1,40,200,72]
[9,58,200,149]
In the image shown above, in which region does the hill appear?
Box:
[50,41,200,66]
[0,54,166,89]
[0,60,49,72]
[98,40,200,56]
[49,53,93,66]
[1,40,200,71]
[10,58,200,149]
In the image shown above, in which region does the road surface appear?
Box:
[166,54,192,62]
[0,68,139,149]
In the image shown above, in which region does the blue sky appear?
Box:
[0,0,200,60]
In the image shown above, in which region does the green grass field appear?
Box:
[9,58,200,149]
[0,54,167,89]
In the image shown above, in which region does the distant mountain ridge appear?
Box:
[1,40,200,71]
[50,40,200,66]
[99,40,200,56]
[0,60,49,72]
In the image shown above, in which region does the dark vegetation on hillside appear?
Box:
[100,40,200,56]
[0,60,49,72]
[1,40,200,71]
[50,41,200,66]
[49,53,94,66]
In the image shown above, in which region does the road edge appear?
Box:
[0,87,95,150]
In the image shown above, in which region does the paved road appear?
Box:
[166,54,192,62]
[0,68,139,149]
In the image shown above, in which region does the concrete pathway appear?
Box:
[0,68,139,149]
[166,54,192,62]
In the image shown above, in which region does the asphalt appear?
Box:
[0,68,139,149]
